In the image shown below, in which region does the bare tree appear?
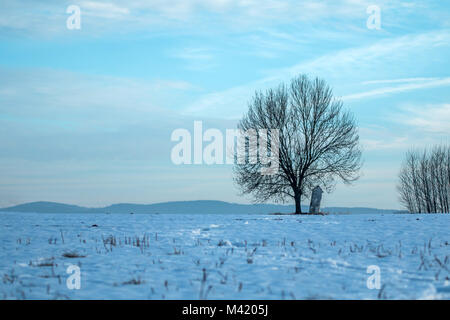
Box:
[398,145,450,213]
[234,75,362,214]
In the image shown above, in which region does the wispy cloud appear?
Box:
[342,77,450,101]
[0,0,430,37]
[183,29,450,117]
[0,67,195,122]
[81,1,130,18]
[394,103,450,135]
[172,47,216,70]
[362,77,442,85]
[358,125,409,151]
[361,136,409,151]
[279,30,450,80]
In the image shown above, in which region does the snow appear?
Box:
[0,212,449,300]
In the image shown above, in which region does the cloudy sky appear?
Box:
[0,0,449,209]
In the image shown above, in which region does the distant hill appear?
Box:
[0,200,401,215]
[0,201,92,213]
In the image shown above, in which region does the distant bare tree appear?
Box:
[234,75,362,214]
[398,145,450,213]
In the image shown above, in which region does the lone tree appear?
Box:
[234,75,362,214]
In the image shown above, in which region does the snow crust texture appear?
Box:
[0,212,449,299]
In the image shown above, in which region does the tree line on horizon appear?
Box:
[398,145,450,214]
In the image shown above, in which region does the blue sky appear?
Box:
[0,0,449,209]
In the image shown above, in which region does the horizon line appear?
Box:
[0,199,402,211]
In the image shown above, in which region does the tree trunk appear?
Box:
[294,193,302,214]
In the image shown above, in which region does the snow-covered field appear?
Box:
[0,212,449,300]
